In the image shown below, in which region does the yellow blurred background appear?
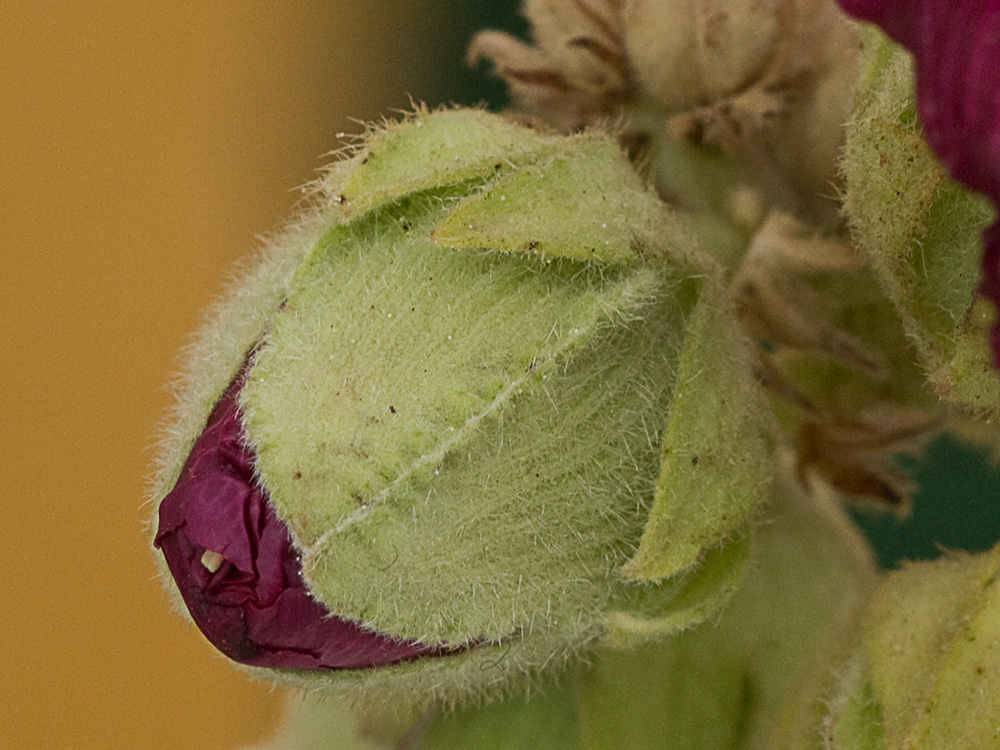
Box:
[0,2,500,747]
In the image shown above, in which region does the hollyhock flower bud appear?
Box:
[151,108,771,701]
[836,0,1000,369]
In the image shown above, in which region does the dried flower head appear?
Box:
[471,0,861,222]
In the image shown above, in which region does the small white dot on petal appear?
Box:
[201,550,225,573]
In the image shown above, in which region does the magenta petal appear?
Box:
[986,224,1000,353]
[177,474,256,573]
[909,1,1000,200]
[154,371,462,670]
[836,0,921,47]
[837,0,1000,366]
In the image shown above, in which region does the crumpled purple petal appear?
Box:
[155,371,459,670]
[837,0,1000,365]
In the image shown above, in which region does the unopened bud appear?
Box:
[152,108,771,703]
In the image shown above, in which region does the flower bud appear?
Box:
[151,108,771,702]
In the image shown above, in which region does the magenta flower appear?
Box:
[837,0,1000,364]
[154,372,458,670]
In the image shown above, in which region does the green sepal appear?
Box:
[861,542,1000,749]
[431,136,692,266]
[333,108,562,221]
[602,530,750,649]
[242,177,694,655]
[943,298,1000,417]
[841,30,998,417]
[809,540,1000,750]
[623,272,771,581]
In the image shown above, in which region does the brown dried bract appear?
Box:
[796,407,938,510]
[733,213,940,508]
[469,0,634,132]
[733,213,879,370]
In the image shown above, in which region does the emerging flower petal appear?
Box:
[837,0,1000,364]
[154,372,457,670]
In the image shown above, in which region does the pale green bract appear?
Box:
[816,540,1000,750]
[152,107,773,704]
[841,29,999,419]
